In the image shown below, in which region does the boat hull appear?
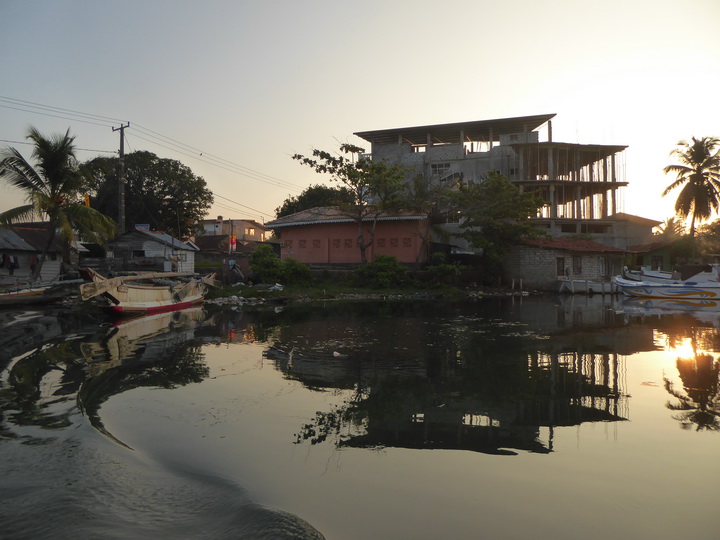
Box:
[612,276,720,299]
[79,270,211,316]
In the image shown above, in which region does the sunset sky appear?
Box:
[2,0,719,226]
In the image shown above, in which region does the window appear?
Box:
[572,256,582,275]
[285,240,293,248]
[431,163,451,176]
[133,250,145,258]
[312,239,321,248]
[377,238,386,248]
[390,238,399,248]
[299,240,307,248]
[556,257,566,276]
[344,239,353,248]
[402,238,411,248]
[248,227,255,236]
[333,239,341,248]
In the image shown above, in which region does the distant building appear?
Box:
[201,217,268,243]
[265,207,430,265]
[354,114,657,251]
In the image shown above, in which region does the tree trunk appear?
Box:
[31,223,57,281]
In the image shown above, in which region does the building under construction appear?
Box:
[354,114,653,251]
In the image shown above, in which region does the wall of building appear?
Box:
[504,245,624,290]
[278,220,429,264]
[0,251,61,284]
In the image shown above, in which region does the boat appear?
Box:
[612,274,720,299]
[620,264,718,283]
[0,278,86,306]
[79,268,218,315]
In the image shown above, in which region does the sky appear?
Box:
[1,0,719,227]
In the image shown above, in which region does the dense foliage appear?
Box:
[81,151,213,237]
[249,244,311,285]
[0,127,117,278]
[275,184,354,218]
[450,172,545,277]
[663,136,720,238]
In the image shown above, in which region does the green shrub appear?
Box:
[281,257,312,284]
[249,244,283,283]
[354,255,408,288]
[249,245,312,285]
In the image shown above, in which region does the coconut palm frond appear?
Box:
[0,204,38,227]
[0,148,47,195]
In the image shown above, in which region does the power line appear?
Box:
[0,95,299,218]
[0,138,115,153]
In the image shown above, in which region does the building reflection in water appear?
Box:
[260,298,632,456]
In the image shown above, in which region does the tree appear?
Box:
[662,136,720,238]
[275,183,354,218]
[450,172,544,278]
[0,127,117,280]
[81,151,213,238]
[654,216,686,239]
[292,143,406,263]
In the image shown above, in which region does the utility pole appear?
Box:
[113,123,130,233]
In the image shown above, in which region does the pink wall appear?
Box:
[278,220,429,264]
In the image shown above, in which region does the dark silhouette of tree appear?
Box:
[664,335,720,430]
[275,184,354,218]
[0,127,117,279]
[662,136,720,239]
[81,151,213,237]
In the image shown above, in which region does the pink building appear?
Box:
[265,207,430,265]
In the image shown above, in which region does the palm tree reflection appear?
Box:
[664,335,720,430]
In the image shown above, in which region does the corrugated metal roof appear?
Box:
[111,228,198,251]
[0,228,37,251]
[265,207,426,229]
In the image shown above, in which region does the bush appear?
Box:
[249,244,283,283]
[281,257,312,284]
[249,245,312,285]
[426,252,465,285]
[354,255,408,289]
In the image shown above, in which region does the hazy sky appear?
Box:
[2,0,719,225]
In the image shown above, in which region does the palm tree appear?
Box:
[0,127,116,280]
[662,136,720,239]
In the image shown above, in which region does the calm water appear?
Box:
[2,295,720,539]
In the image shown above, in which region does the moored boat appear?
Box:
[0,278,86,306]
[612,275,720,299]
[79,268,217,315]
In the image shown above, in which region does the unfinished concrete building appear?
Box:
[354,114,648,251]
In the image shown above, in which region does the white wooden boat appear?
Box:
[612,275,720,299]
[79,268,217,315]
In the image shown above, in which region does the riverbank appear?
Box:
[205,281,539,307]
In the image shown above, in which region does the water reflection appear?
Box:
[257,299,630,455]
[663,333,720,431]
[0,308,211,445]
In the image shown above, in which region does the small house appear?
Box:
[504,237,627,291]
[0,226,64,283]
[108,227,197,273]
